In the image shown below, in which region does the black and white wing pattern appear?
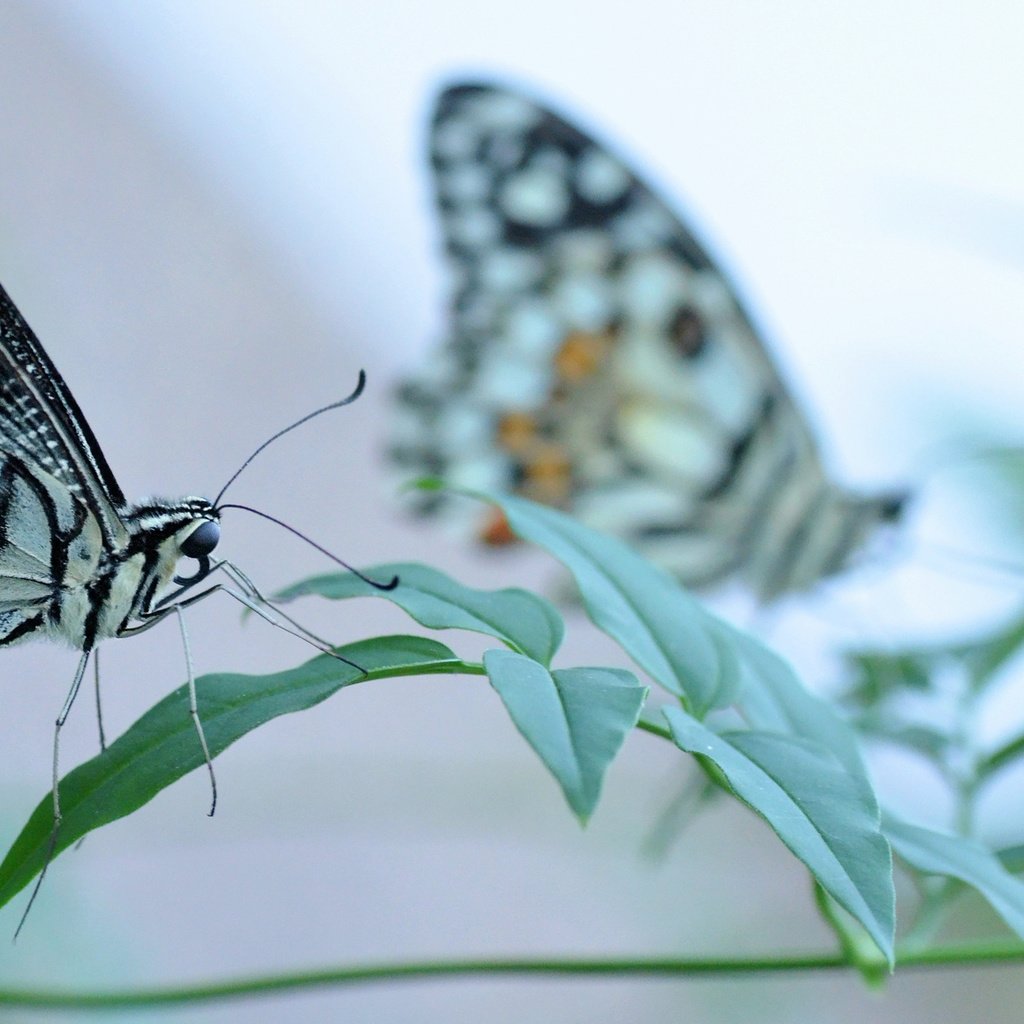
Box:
[0,281,219,650]
[0,287,129,545]
[393,81,907,603]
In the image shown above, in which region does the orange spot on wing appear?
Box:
[479,508,519,546]
[522,445,573,504]
[477,446,573,547]
[554,331,612,382]
[496,412,538,453]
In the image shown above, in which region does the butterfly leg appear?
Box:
[174,606,217,817]
[217,562,367,674]
[122,581,226,636]
[72,649,108,854]
[92,647,107,752]
[221,561,332,649]
[15,649,91,939]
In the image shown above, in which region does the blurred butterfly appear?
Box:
[392,81,907,603]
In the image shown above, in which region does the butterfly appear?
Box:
[392,81,908,602]
[0,280,379,933]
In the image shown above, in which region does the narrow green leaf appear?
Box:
[0,636,458,910]
[962,612,1024,691]
[483,649,647,822]
[275,562,564,665]
[884,814,1024,941]
[721,625,877,806]
[462,490,726,714]
[664,708,895,965]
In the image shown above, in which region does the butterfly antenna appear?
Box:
[217,503,399,591]
[213,370,367,507]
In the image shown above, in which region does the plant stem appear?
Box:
[1,944,1023,1011]
[635,717,672,741]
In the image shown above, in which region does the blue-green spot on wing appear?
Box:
[461,490,726,714]
[664,707,895,966]
[275,562,564,665]
[0,635,457,910]
[483,649,647,823]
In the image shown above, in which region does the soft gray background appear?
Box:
[0,3,1022,1021]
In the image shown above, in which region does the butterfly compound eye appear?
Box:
[181,520,220,558]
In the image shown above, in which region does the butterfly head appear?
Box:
[174,502,221,586]
[124,496,221,593]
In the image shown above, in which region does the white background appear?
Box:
[0,3,1022,1021]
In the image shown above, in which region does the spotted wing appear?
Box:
[394,82,904,601]
[0,282,128,546]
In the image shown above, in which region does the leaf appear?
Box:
[997,844,1024,874]
[483,649,647,822]
[884,814,1024,941]
[0,636,458,910]
[978,731,1024,781]
[842,608,1024,702]
[275,562,564,665]
[721,625,877,806]
[459,490,727,714]
[843,650,935,703]
[962,611,1024,691]
[855,721,952,759]
[664,707,895,965]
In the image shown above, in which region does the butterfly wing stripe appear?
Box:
[0,283,127,544]
[0,454,58,584]
[0,449,109,639]
[0,609,46,645]
[758,486,831,601]
[123,546,164,633]
[697,393,777,501]
[10,453,81,607]
[806,496,879,587]
[0,460,51,574]
[81,562,119,650]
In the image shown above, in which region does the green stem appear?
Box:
[813,882,862,963]
[900,878,960,952]
[635,717,672,741]
[2,944,1023,1011]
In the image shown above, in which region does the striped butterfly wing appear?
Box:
[0,449,103,644]
[394,82,905,602]
[0,282,131,644]
[0,284,128,546]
